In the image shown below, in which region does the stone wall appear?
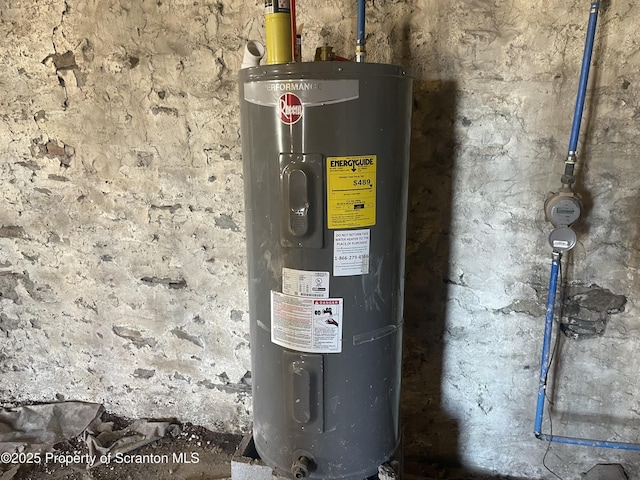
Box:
[1,0,639,478]
[1,0,257,432]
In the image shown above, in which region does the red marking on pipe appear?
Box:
[290,0,297,60]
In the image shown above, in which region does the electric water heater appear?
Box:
[239,61,412,480]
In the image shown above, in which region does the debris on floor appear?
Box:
[0,401,103,454]
[0,402,241,480]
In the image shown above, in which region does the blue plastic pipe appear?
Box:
[356,0,366,62]
[534,253,561,436]
[534,253,640,450]
[536,433,640,451]
[567,2,600,161]
[357,0,365,46]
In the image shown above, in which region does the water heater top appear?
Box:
[238,61,409,83]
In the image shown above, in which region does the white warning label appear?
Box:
[282,268,330,298]
[271,292,343,353]
[333,229,370,276]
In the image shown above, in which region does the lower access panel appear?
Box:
[284,352,324,433]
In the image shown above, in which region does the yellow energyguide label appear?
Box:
[326,155,377,229]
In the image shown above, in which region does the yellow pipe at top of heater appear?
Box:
[265,12,293,64]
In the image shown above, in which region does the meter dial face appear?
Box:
[545,194,582,227]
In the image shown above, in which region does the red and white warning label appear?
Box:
[271,292,343,353]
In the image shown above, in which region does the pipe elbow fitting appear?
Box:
[241,40,265,69]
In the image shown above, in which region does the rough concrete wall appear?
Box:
[0,0,260,431]
[1,0,639,478]
[393,1,640,478]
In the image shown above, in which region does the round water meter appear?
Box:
[549,226,577,252]
[545,192,582,227]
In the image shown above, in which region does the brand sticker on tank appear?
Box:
[277,93,303,125]
[271,292,343,354]
[326,155,376,229]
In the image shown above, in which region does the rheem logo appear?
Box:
[277,93,303,125]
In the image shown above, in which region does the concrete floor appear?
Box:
[0,424,518,480]
[2,412,624,480]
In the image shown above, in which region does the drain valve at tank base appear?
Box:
[292,455,311,479]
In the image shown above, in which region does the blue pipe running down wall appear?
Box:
[567,2,601,160]
[534,252,561,436]
[357,0,366,46]
[356,0,366,62]
[534,253,640,450]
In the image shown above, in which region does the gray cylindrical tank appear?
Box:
[238,62,412,480]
